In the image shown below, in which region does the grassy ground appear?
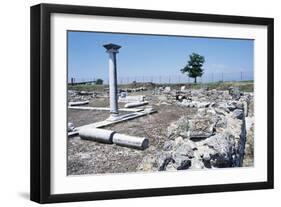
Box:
[68,80,254,92]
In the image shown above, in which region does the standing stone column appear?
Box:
[103,43,121,118]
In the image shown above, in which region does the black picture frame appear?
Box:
[30,3,274,204]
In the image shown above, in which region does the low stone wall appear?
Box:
[138,88,253,171]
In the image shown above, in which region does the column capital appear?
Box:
[103,43,121,53]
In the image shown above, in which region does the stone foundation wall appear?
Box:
[138,88,254,171]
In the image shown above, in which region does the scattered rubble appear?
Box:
[177,99,211,108]
[68,122,78,137]
[68,85,254,174]
[138,106,247,171]
[121,87,147,93]
[78,91,94,96]
[68,90,95,102]
[138,86,254,172]
[68,122,76,132]
[118,95,145,103]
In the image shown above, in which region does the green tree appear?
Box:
[181,53,205,83]
[95,78,103,85]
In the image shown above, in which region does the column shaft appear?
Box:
[108,52,118,115]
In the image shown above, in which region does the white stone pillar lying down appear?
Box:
[124,101,149,108]
[79,128,149,150]
[68,100,89,106]
[113,134,149,150]
[79,128,115,144]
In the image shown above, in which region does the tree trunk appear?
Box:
[194,77,197,83]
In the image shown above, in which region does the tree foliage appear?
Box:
[95,78,103,85]
[181,53,205,83]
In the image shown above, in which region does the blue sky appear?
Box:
[68,31,253,83]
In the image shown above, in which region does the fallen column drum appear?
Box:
[112,133,149,150]
[79,128,115,144]
[79,128,149,150]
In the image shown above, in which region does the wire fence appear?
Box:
[68,71,253,85]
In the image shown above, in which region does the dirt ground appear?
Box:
[67,93,197,175]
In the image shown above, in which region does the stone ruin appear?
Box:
[68,43,156,150]
[138,86,254,171]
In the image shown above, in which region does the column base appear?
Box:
[107,113,120,121]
